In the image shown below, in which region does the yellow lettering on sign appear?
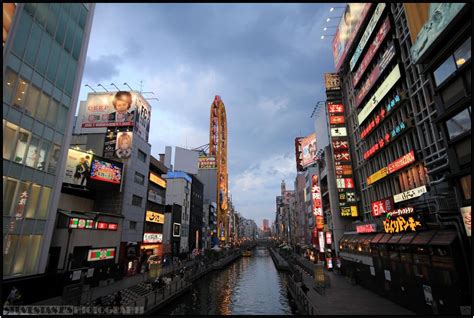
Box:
[383,216,421,233]
[146,211,165,224]
[150,173,166,188]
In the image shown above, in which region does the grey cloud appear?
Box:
[83,55,122,83]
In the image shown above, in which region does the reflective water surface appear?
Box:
[158,248,295,315]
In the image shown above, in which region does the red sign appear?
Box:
[311,227,318,244]
[335,164,353,176]
[371,198,394,217]
[388,150,415,174]
[311,175,323,216]
[332,140,349,151]
[334,151,350,162]
[325,232,332,245]
[316,215,324,230]
[328,102,344,114]
[96,222,108,230]
[356,224,376,233]
[363,133,391,159]
[353,17,391,87]
[329,115,345,125]
[108,223,118,230]
[336,178,355,189]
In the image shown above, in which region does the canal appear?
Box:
[158,247,296,315]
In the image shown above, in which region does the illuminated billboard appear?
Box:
[294,137,304,171]
[406,3,467,63]
[87,248,115,261]
[146,211,165,224]
[198,156,217,169]
[387,150,415,174]
[88,157,123,190]
[330,127,347,137]
[324,73,341,91]
[393,186,427,203]
[311,175,323,217]
[300,133,317,168]
[371,198,394,217]
[332,3,373,72]
[149,172,167,188]
[143,233,163,243]
[63,149,93,187]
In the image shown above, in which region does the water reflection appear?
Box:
[159,248,294,315]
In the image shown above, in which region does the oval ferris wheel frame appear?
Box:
[210,95,228,243]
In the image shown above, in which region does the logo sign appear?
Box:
[356,224,376,233]
[332,140,349,151]
[388,150,415,174]
[331,127,347,137]
[371,198,395,217]
[360,94,404,139]
[367,167,388,185]
[87,248,115,261]
[350,3,386,71]
[301,133,317,168]
[69,218,95,229]
[318,231,325,253]
[326,232,332,245]
[146,211,165,224]
[355,43,397,108]
[329,115,345,125]
[393,185,427,203]
[198,156,217,169]
[358,64,402,125]
[324,73,341,91]
[335,165,353,176]
[341,206,358,217]
[108,223,118,230]
[328,102,344,114]
[334,151,350,162]
[173,223,181,237]
[150,172,167,188]
[316,215,324,230]
[353,16,391,87]
[143,233,163,243]
[96,222,108,230]
[336,178,355,189]
[460,206,471,237]
[311,175,323,217]
[386,207,414,218]
[332,3,373,72]
[383,216,421,233]
[338,191,356,205]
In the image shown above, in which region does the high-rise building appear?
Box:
[263,219,269,231]
[3,3,95,301]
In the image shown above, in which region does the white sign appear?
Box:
[384,269,391,281]
[87,268,95,278]
[72,270,82,281]
[358,64,401,125]
[460,206,471,237]
[423,284,433,305]
[350,3,386,71]
[393,185,427,203]
[318,231,325,253]
[331,127,347,137]
[370,266,375,276]
[143,233,163,243]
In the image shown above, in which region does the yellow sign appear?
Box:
[314,264,325,285]
[351,206,358,217]
[146,211,165,224]
[383,216,421,233]
[150,172,166,188]
[367,167,388,185]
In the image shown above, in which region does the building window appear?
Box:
[13,129,31,164]
[445,108,471,140]
[137,149,146,162]
[132,195,142,207]
[459,175,471,201]
[434,37,472,87]
[12,77,29,110]
[129,221,137,230]
[454,37,471,68]
[3,121,18,160]
[134,172,145,185]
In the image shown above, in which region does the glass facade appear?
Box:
[3,4,93,278]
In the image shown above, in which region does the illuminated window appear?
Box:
[24,235,43,274]
[3,121,18,160]
[37,186,51,219]
[434,37,472,87]
[3,177,18,216]
[454,37,471,67]
[13,129,31,164]
[3,68,18,104]
[24,84,40,116]
[12,77,29,109]
[3,234,19,276]
[25,184,41,218]
[25,135,40,168]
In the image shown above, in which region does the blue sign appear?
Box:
[164,171,192,183]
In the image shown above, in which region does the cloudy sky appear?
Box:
[77,3,338,227]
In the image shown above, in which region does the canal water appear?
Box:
[158,247,296,315]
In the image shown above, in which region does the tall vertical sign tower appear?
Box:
[209,96,229,244]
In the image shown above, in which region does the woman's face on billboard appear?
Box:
[115,100,130,113]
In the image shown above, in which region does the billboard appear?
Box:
[335,164,353,176]
[150,172,167,188]
[87,248,115,261]
[88,156,123,190]
[134,93,151,141]
[300,133,317,168]
[329,115,345,125]
[198,156,217,169]
[332,140,349,151]
[174,146,199,175]
[371,198,394,217]
[63,149,93,187]
[143,233,163,243]
[115,131,133,159]
[387,150,415,174]
[460,206,471,237]
[349,3,386,71]
[311,175,323,217]
[393,185,427,203]
[367,167,388,185]
[327,102,344,114]
[405,3,467,63]
[353,16,391,87]
[332,3,373,72]
[146,211,165,224]
[324,73,341,91]
[295,137,304,171]
[331,127,347,137]
[358,64,402,125]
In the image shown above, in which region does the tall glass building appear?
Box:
[3,2,95,290]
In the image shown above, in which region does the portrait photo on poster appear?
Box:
[115,131,133,159]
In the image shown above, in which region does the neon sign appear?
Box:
[383,216,421,233]
[363,121,408,160]
[371,198,394,217]
[386,207,414,218]
[393,185,427,203]
[360,94,404,139]
[356,224,376,233]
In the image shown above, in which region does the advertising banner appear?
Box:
[198,156,217,169]
[134,94,151,142]
[349,3,386,71]
[332,140,349,151]
[335,164,353,176]
[329,115,345,125]
[386,207,414,218]
[387,150,415,174]
[114,131,133,159]
[143,233,163,243]
[312,175,323,216]
[383,215,422,233]
[103,130,118,159]
[353,16,391,87]
[316,215,324,230]
[393,185,427,203]
[301,133,317,168]
[150,172,167,188]
[63,149,93,186]
[356,224,376,233]
[146,211,165,224]
[69,218,95,229]
[328,102,344,114]
[81,92,136,128]
[367,167,388,185]
[334,151,350,162]
[87,248,115,261]
[332,3,373,72]
[338,191,356,204]
[407,3,467,63]
[355,43,397,108]
[318,231,325,253]
[295,138,304,171]
[89,157,123,185]
[324,73,341,91]
[330,127,347,137]
[358,64,401,125]
[460,206,471,237]
[336,178,355,189]
[341,206,358,217]
[371,198,395,217]
[360,93,405,139]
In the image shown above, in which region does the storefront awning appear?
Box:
[378,233,392,244]
[428,230,458,246]
[397,232,417,244]
[57,209,94,220]
[388,233,404,244]
[410,230,437,245]
[371,233,385,243]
